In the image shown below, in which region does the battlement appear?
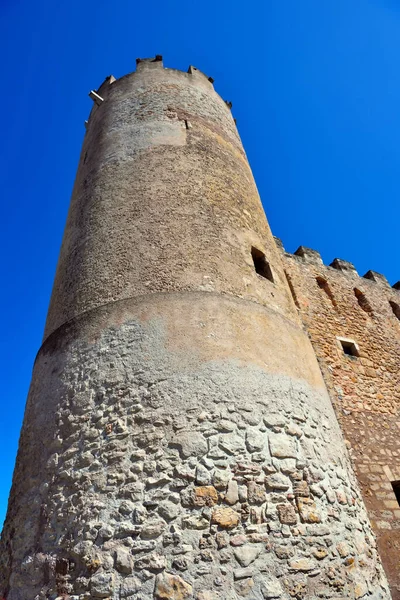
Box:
[88,55,234,110]
[84,56,236,138]
[275,237,400,291]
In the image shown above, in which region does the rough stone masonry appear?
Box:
[0,57,392,599]
[278,243,400,598]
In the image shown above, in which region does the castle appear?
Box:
[0,56,398,600]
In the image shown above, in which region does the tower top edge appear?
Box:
[96,55,215,89]
[275,237,398,290]
[92,55,233,111]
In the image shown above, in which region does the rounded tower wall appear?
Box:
[45,59,296,339]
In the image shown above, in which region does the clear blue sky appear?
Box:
[1,0,400,527]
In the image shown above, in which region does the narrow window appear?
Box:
[251,247,274,282]
[284,271,300,308]
[389,301,400,321]
[338,337,359,358]
[391,481,400,506]
[354,288,373,314]
[316,277,337,307]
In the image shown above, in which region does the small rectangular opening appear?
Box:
[391,481,400,506]
[338,338,359,358]
[251,247,274,283]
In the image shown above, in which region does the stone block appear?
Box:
[192,486,219,507]
[233,544,262,567]
[225,479,239,505]
[154,572,193,599]
[173,432,207,458]
[90,572,114,597]
[115,547,132,574]
[277,503,297,525]
[297,498,321,523]
[120,576,142,597]
[211,507,240,528]
[289,557,317,571]
[269,434,297,459]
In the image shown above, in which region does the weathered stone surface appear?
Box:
[233,544,262,567]
[173,432,207,459]
[225,479,239,505]
[115,547,133,574]
[234,567,253,580]
[195,592,215,600]
[336,541,350,557]
[354,579,369,599]
[141,520,166,539]
[135,552,166,571]
[230,534,247,546]
[196,464,211,485]
[293,480,309,497]
[247,481,266,505]
[235,577,255,596]
[289,558,317,571]
[182,515,210,530]
[219,433,245,455]
[192,486,219,507]
[131,540,157,553]
[211,507,240,529]
[269,434,297,459]
[120,576,142,597]
[158,500,179,521]
[216,532,229,549]
[246,429,266,452]
[90,572,114,597]
[154,572,193,599]
[297,498,321,523]
[265,472,290,491]
[277,503,297,525]
[212,469,231,489]
[261,577,283,598]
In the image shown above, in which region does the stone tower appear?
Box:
[0,57,391,599]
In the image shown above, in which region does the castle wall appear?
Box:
[0,59,391,600]
[280,243,400,598]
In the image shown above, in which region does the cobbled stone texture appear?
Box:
[0,314,390,599]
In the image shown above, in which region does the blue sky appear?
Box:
[1,0,400,526]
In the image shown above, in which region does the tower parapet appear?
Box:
[0,59,391,600]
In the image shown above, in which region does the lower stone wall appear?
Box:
[0,302,390,599]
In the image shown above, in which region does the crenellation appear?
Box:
[136,55,164,68]
[95,75,117,97]
[363,270,390,286]
[277,242,397,296]
[330,257,359,276]
[294,246,323,265]
[187,64,215,87]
